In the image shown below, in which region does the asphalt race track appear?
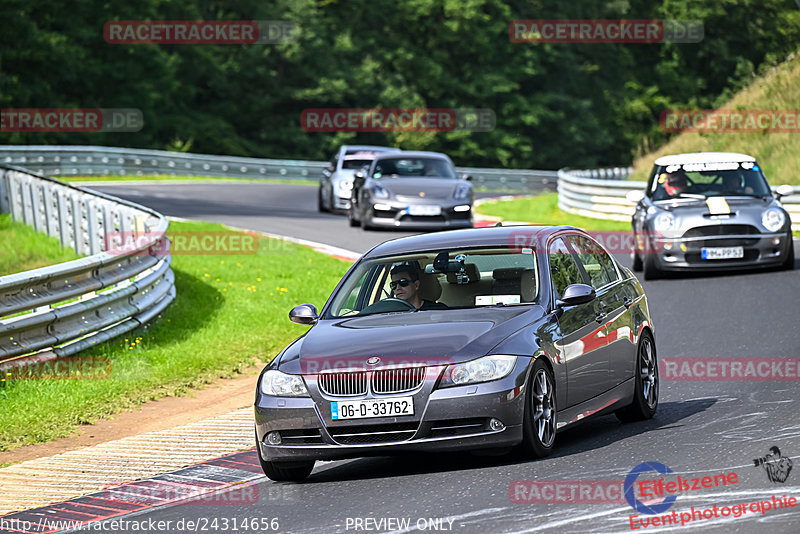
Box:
[85,182,800,534]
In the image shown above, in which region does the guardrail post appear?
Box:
[57,190,69,248]
[30,181,44,232]
[44,184,57,238]
[71,195,82,254]
[0,169,7,214]
[22,178,34,226]
[86,198,100,254]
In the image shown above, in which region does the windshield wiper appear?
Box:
[676,193,707,199]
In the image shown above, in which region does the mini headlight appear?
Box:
[260,370,309,397]
[373,184,390,199]
[440,355,517,388]
[653,212,676,233]
[762,208,786,232]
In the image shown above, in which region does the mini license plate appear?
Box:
[701,246,744,260]
[331,397,414,420]
[406,205,441,216]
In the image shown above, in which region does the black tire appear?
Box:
[520,358,557,458]
[317,187,328,213]
[616,331,658,423]
[642,253,660,280]
[256,441,314,482]
[631,250,643,272]
[781,235,795,270]
[347,205,360,227]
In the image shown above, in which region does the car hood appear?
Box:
[276,306,545,374]
[380,177,460,200]
[652,196,778,229]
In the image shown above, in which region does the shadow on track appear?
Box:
[306,398,716,483]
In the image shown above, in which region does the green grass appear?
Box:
[61,174,316,186]
[631,50,800,185]
[476,192,631,231]
[0,220,350,451]
[0,214,80,276]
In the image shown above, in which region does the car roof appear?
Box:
[340,145,400,154]
[372,150,453,162]
[653,152,757,166]
[362,225,579,258]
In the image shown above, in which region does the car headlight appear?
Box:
[372,183,390,199]
[453,183,471,200]
[260,370,309,397]
[439,355,517,388]
[653,212,676,233]
[762,208,786,232]
[335,178,353,194]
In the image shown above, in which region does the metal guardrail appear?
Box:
[0,165,175,365]
[0,145,558,193]
[558,167,800,231]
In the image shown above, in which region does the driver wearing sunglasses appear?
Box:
[389,264,447,311]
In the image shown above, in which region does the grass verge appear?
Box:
[0,214,80,276]
[0,220,350,451]
[60,174,316,186]
[476,192,631,231]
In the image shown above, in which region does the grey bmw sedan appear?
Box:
[254,226,657,481]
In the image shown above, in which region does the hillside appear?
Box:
[631,51,800,185]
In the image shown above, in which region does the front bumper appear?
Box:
[365,201,473,229]
[642,230,791,271]
[331,193,351,211]
[254,361,529,462]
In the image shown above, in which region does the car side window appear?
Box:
[548,237,584,298]
[568,236,616,289]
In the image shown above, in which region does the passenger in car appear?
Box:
[389,264,448,310]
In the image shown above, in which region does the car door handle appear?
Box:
[623,297,633,309]
[595,312,607,323]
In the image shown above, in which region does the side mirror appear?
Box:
[462,173,473,181]
[775,184,794,200]
[626,190,645,204]
[289,304,319,325]
[354,170,365,180]
[556,284,596,307]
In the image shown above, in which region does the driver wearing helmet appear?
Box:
[664,170,688,197]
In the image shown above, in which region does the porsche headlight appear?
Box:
[453,183,471,200]
[440,355,517,388]
[260,370,309,397]
[335,178,353,194]
[373,183,390,199]
[762,208,786,232]
[653,212,676,233]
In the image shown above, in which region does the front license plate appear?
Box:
[331,397,414,420]
[406,205,441,216]
[701,246,744,260]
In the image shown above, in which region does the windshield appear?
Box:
[372,157,456,179]
[325,247,540,318]
[650,161,772,201]
[341,158,372,170]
